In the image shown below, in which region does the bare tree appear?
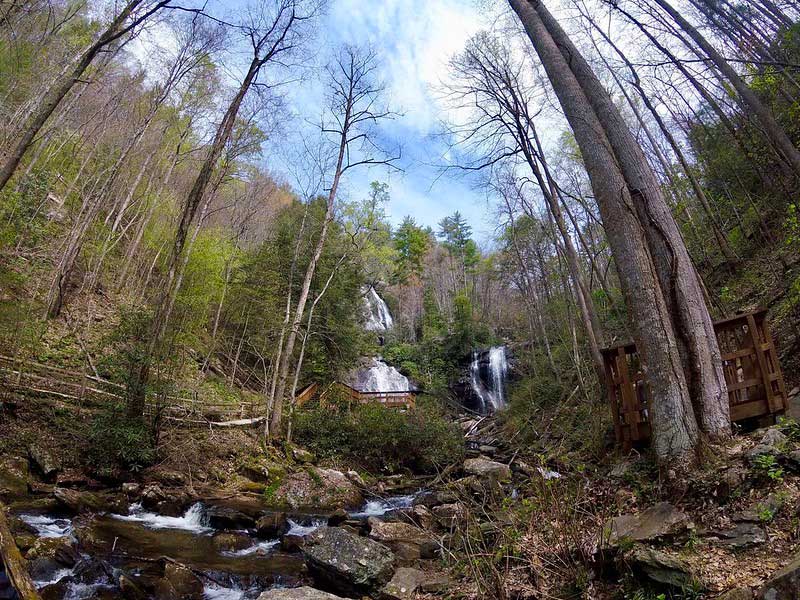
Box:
[268,45,400,439]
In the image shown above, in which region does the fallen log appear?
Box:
[0,502,41,600]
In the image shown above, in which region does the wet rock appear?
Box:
[205,505,256,530]
[757,552,800,599]
[463,458,511,482]
[282,533,307,553]
[55,470,91,488]
[302,526,395,597]
[379,567,430,600]
[140,484,167,509]
[25,536,80,566]
[257,588,345,599]
[120,574,149,600]
[154,563,203,600]
[606,502,690,546]
[256,512,289,538]
[627,546,697,589]
[411,505,435,530]
[274,468,363,510]
[54,487,108,513]
[72,558,115,584]
[711,522,767,548]
[327,508,348,527]
[28,557,65,584]
[292,448,316,464]
[212,532,252,553]
[413,490,456,509]
[122,482,140,496]
[345,470,365,488]
[368,517,438,561]
[28,444,62,479]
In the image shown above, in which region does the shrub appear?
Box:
[293,399,463,474]
[88,403,155,472]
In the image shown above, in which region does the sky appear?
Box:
[255,0,505,243]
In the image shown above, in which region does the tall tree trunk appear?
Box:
[526,0,730,439]
[508,0,701,465]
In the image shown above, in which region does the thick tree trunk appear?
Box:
[508,0,701,465]
[527,0,730,439]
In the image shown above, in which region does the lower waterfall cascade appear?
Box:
[469,345,509,414]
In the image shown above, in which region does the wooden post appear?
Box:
[747,313,777,414]
[0,502,42,600]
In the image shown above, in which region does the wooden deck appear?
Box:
[603,309,788,450]
[295,381,416,410]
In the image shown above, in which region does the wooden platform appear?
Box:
[295,381,416,410]
[603,309,788,450]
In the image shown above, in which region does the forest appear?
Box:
[1,0,800,599]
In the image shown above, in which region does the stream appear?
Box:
[11,493,419,600]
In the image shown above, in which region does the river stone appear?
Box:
[757,552,800,599]
[627,546,697,589]
[0,456,30,499]
[206,505,256,530]
[379,567,429,600]
[54,487,109,513]
[606,502,690,546]
[28,443,62,479]
[413,490,457,509]
[463,458,512,482]
[256,512,289,538]
[368,517,438,561]
[257,587,345,599]
[212,532,252,552]
[274,468,363,510]
[432,503,467,527]
[154,563,203,600]
[25,536,80,566]
[302,526,395,596]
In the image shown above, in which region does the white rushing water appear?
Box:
[349,494,415,518]
[222,539,280,557]
[285,518,326,536]
[470,345,509,413]
[112,502,211,533]
[363,286,394,331]
[357,358,410,393]
[19,514,73,538]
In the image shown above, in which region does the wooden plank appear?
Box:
[726,378,764,392]
[760,316,788,413]
[731,400,769,422]
[747,313,779,414]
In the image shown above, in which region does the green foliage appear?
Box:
[392,216,429,283]
[0,170,54,248]
[88,403,155,472]
[753,453,784,482]
[293,400,464,474]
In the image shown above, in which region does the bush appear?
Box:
[293,400,463,474]
[88,403,155,472]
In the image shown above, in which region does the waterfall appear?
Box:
[363,286,394,332]
[355,358,410,392]
[469,345,508,413]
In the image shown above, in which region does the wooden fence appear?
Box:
[603,309,788,450]
[314,382,416,410]
[0,355,267,426]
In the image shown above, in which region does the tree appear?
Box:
[507,0,712,468]
[268,45,400,438]
[0,0,175,192]
[393,216,430,283]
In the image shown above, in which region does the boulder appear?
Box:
[302,526,395,597]
[606,502,690,546]
[119,574,149,600]
[0,457,30,499]
[212,532,253,553]
[154,563,203,600]
[711,522,766,549]
[121,482,140,496]
[345,471,365,488]
[757,552,800,599]
[432,503,467,529]
[379,567,430,600]
[627,546,697,589]
[761,428,787,447]
[411,505,435,531]
[413,490,457,509]
[368,517,438,561]
[28,444,62,479]
[282,533,307,553]
[291,448,316,464]
[53,487,108,513]
[25,537,80,566]
[327,508,348,527]
[463,458,511,482]
[273,468,363,510]
[257,588,345,599]
[205,505,256,530]
[256,512,289,538]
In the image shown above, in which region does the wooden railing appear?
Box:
[603,309,788,450]
[317,382,416,410]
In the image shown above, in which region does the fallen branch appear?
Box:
[0,502,41,600]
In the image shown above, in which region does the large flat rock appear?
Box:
[258,587,345,599]
[606,502,690,546]
[302,526,395,597]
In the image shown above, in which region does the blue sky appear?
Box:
[267,0,505,243]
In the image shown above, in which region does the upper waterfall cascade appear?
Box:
[363,286,394,332]
[469,345,509,413]
[352,357,411,392]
